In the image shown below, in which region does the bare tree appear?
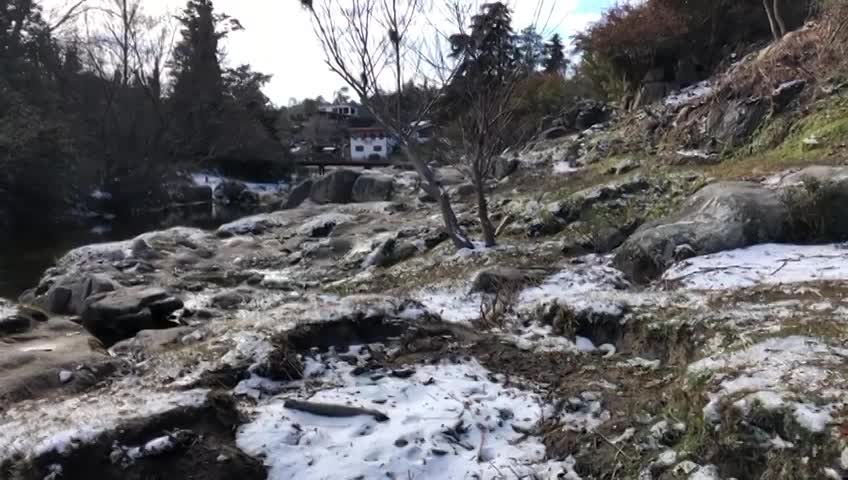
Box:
[298,0,474,249]
[764,0,787,41]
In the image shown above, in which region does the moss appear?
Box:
[711,95,848,178]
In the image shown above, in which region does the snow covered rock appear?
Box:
[615,182,787,283]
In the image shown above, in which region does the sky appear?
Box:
[42,0,617,105]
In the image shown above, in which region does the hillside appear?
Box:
[5,14,848,480]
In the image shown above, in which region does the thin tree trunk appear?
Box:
[763,0,780,41]
[773,0,787,37]
[404,146,473,249]
[473,162,496,247]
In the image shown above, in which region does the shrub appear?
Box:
[782,176,848,242]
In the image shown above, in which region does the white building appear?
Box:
[318,103,360,117]
[350,127,396,161]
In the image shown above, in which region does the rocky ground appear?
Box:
[6,60,848,479]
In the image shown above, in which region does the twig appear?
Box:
[595,431,634,461]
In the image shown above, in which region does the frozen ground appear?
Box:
[663,243,848,290]
[237,349,583,480]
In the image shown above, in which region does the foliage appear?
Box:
[542,33,567,75]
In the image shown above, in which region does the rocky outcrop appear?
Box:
[352,174,394,202]
[284,179,313,209]
[82,287,183,345]
[310,169,361,204]
[614,182,787,283]
[0,316,115,403]
[213,180,260,207]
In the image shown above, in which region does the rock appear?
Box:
[706,97,768,147]
[211,290,252,310]
[493,158,520,179]
[0,317,114,403]
[110,327,197,357]
[771,79,806,113]
[213,180,260,207]
[310,169,361,204]
[540,127,568,140]
[363,238,418,268]
[605,158,639,176]
[470,268,545,294]
[132,238,161,260]
[352,174,394,202]
[82,287,183,344]
[284,179,313,209]
[562,100,610,131]
[0,314,32,335]
[667,149,720,166]
[558,176,652,223]
[614,182,787,283]
[43,273,119,315]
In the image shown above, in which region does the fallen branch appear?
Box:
[284,399,389,422]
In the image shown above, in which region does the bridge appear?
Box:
[295,157,398,168]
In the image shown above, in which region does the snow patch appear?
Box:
[664,81,713,107]
[237,357,575,480]
[663,243,848,290]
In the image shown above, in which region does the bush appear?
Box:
[782,176,848,242]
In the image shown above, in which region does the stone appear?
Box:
[132,238,161,260]
[82,287,183,344]
[470,268,545,294]
[667,149,720,166]
[0,317,114,403]
[0,315,32,335]
[557,176,652,223]
[605,158,639,176]
[614,182,787,283]
[310,169,361,204]
[352,174,394,202]
[363,239,418,268]
[540,127,568,140]
[284,179,313,209]
[493,158,520,179]
[42,273,119,315]
[562,100,611,131]
[771,79,806,113]
[706,97,768,147]
[211,290,252,310]
[455,183,476,197]
[213,180,260,207]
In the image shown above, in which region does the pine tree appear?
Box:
[516,26,544,73]
[169,0,227,157]
[543,33,567,75]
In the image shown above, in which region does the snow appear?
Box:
[663,243,848,290]
[554,161,581,175]
[90,189,112,200]
[664,81,713,107]
[191,172,287,194]
[237,356,578,480]
[0,388,209,461]
[690,336,846,431]
[413,287,484,324]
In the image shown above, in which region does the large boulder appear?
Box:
[82,287,183,345]
[561,100,610,131]
[310,169,361,204]
[31,273,120,316]
[614,182,787,283]
[284,179,313,209]
[352,174,394,202]
[706,97,768,147]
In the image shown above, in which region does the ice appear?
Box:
[663,243,848,290]
[191,172,287,194]
[237,358,573,480]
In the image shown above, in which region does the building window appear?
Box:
[355,145,365,152]
[373,145,383,152]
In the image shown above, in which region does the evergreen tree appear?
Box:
[169,0,228,157]
[543,33,568,75]
[450,2,517,84]
[516,26,545,73]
